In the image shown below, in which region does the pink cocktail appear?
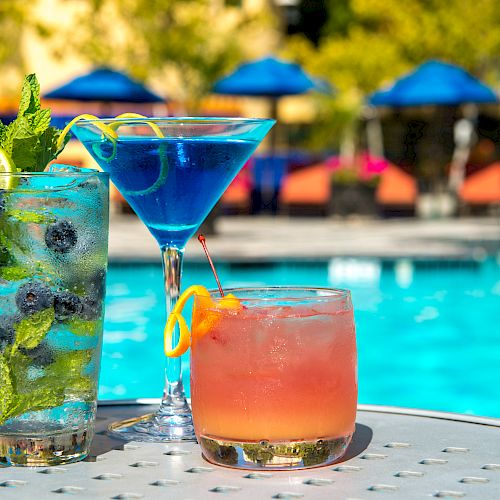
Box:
[190,287,357,469]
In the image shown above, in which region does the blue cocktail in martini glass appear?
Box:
[71,117,274,441]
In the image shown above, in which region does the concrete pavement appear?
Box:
[108,215,500,262]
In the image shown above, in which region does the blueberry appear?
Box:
[16,281,54,315]
[0,315,18,351]
[54,292,83,321]
[20,341,55,367]
[45,220,78,253]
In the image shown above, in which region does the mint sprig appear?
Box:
[65,318,99,337]
[0,310,96,426]
[0,74,71,284]
[0,354,14,420]
[0,74,69,172]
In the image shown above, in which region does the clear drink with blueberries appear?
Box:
[0,165,109,466]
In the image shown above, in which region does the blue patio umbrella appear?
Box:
[369,60,498,107]
[369,61,498,195]
[213,56,329,142]
[213,56,324,97]
[44,67,164,103]
[214,56,329,214]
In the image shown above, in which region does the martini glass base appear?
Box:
[108,411,196,442]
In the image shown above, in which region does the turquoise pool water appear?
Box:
[100,257,500,418]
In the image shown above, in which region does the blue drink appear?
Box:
[80,137,257,247]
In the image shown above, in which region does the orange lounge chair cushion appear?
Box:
[280,163,331,205]
[376,165,418,205]
[460,162,500,204]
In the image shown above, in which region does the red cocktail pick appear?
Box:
[198,234,224,297]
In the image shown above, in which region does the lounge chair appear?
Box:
[279,162,331,216]
[459,162,500,213]
[376,164,418,217]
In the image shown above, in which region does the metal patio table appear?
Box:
[1,402,499,499]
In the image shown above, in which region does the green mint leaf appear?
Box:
[18,74,41,116]
[0,265,32,281]
[47,350,93,379]
[0,216,30,254]
[0,120,16,156]
[3,389,65,423]
[41,349,96,401]
[9,115,39,170]
[0,348,96,424]
[6,349,32,394]
[11,136,39,171]
[65,375,96,402]
[38,126,68,167]
[1,351,61,424]
[65,318,99,337]
[0,120,6,146]
[0,229,13,264]
[10,349,94,411]
[0,354,14,424]
[3,74,67,172]
[15,307,55,349]
[0,248,11,267]
[30,108,51,135]
[10,115,33,140]
[9,209,56,224]
[69,375,94,393]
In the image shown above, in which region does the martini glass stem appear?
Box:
[157,245,195,438]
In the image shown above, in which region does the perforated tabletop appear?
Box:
[1,402,499,499]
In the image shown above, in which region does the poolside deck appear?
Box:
[108,215,500,262]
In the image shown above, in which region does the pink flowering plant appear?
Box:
[328,152,388,187]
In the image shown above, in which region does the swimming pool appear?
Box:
[100,257,500,418]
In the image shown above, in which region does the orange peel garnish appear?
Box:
[218,294,243,310]
[164,285,210,358]
[164,312,191,358]
[164,285,242,358]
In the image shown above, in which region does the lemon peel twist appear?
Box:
[164,285,242,358]
[56,114,118,154]
[56,112,165,162]
[111,113,170,196]
[111,113,164,138]
[56,112,171,195]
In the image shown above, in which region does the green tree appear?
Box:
[0,1,29,92]
[55,0,277,110]
[322,0,354,37]
[284,0,500,151]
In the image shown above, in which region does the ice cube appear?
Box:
[47,164,98,174]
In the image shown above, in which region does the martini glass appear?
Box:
[71,117,275,442]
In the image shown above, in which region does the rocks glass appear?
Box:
[190,286,357,470]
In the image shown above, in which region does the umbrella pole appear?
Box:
[365,106,385,159]
[448,104,477,193]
